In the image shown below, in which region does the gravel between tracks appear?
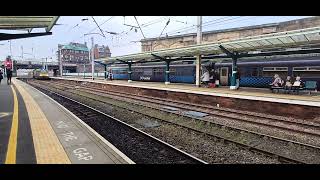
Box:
[30,79,320,163]
[29,81,284,163]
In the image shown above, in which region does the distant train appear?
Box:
[109,56,320,90]
[32,69,50,80]
[215,56,320,90]
[109,61,197,84]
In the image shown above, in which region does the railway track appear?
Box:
[28,80,207,164]
[48,80,320,138]
[26,79,320,164]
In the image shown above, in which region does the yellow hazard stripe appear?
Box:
[5,85,19,164]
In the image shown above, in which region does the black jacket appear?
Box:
[6,70,12,77]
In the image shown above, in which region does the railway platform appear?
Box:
[51,77,320,120]
[52,77,320,105]
[0,78,134,164]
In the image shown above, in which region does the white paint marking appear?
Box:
[56,121,69,128]
[0,112,12,118]
[61,131,78,142]
[73,147,93,161]
[26,80,135,164]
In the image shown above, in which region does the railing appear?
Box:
[13,61,59,66]
[64,72,106,78]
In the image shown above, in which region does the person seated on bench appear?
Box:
[284,76,293,93]
[269,74,284,89]
[269,74,284,93]
[292,76,304,93]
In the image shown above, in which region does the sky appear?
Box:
[0,16,312,62]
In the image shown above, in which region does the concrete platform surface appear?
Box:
[0,78,134,164]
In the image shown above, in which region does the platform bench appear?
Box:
[304,81,317,95]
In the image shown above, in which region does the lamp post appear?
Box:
[21,46,23,61]
[195,16,202,87]
[41,57,52,70]
[84,33,104,80]
[91,36,94,80]
[9,40,12,57]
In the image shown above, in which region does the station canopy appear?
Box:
[101,26,320,64]
[0,16,60,41]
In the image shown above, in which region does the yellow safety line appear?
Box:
[14,80,70,164]
[5,85,19,164]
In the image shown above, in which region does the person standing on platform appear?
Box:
[201,70,210,87]
[0,69,3,84]
[109,71,113,81]
[6,68,12,85]
[235,71,240,90]
[209,69,215,83]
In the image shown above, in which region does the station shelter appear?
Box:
[0,16,60,76]
[98,26,320,90]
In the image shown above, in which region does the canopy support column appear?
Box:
[151,54,172,85]
[165,60,171,85]
[195,55,201,87]
[219,45,239,90]
[230,56,239,90]
[104,64,107,80]
[128,62,132,83]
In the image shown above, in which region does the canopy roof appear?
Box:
[61,44,89,52]
[101,26,320,64]
[0,16,59,32]
[0,16,60,41]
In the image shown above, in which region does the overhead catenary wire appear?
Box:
[116,16,175,40]
[202,16,253,29]
[134,16,146,39]
[141,16,170,27]
[163,16,233,36]
[174,16,260,36]
[68,16,285,53]
[163,16,249,37]
[115,16,251,46]
[91,16,106,38]
[69,16,115,43]
[159,18,171,38]
[165,16,243,37]
[87,16,114,34]
[116,16,190,41]
[67,16,90,32]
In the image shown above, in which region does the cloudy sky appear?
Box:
[0,16,312,61]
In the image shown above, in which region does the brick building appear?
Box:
[58,42,90,73]
[92,44,111,59]
[140,16,320,52]
[58,42,89,63]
